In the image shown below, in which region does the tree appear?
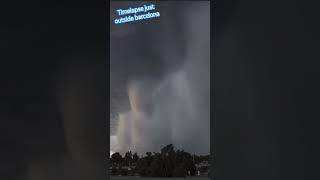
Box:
[136,157,148,177]
[124,151,133,166]
[146,152,152,157]
[110,144,211,177]
[133,152,139,163]
[148,155,164,177]
[189,162,197,176]
[163,157,174,177]
[161,144,174,156]
[111,152,122,164]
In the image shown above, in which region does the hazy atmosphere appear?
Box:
[110,1,210,155]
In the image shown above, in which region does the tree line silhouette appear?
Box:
[110,144,212,177]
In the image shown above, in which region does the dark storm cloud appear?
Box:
[110,1,190,134]
[110,1,210,155]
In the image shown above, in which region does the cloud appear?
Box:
[111,2,210,155]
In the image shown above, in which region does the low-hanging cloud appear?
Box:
[111,2,210,155]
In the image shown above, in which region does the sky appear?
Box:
[110,1,189,135]
[110,1,210,155]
